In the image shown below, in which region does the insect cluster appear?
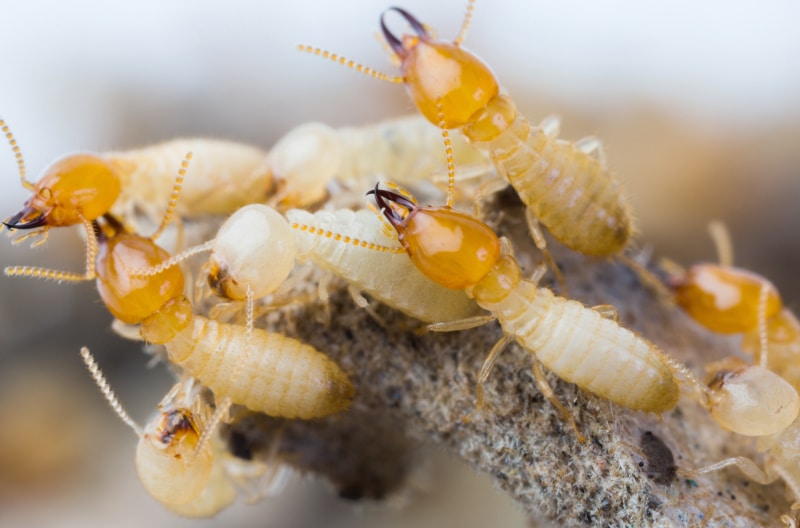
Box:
[2,1,797,525]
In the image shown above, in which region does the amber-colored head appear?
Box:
[370,184,500,290]
[4,154,121,230]
[380,7,498,128]
[671,263,782,334]
[95,230,186,325]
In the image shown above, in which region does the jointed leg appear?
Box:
[531,358,585,442]
[525,210,568,294]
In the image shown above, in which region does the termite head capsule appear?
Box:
[370,184,500,290]
[136,408,214,506]
[705,357,800,437]
[5,154,121,230]
[380,7,498,128]
[671,263,782,333]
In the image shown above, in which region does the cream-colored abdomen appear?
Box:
[166,316,353,419]
[481,283,678,412]
[464,102,632,256]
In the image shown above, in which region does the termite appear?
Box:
[299,2,646,292]
[136,202,483,326]
[80,347,291,517]
[4,155,354,428]
[0,119,121,247]
[368,183,689,437]
[269,116,490,208]
[666,221,800,390]
[690,356,800,525]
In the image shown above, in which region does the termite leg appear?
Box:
[426,314,498,333]
[617,253,675,305]
[472,175,508,218]
[475,334,515,409]
[538,114,561,138]
[689,456,776,485]
[574,136,607,169]
[531,358,585,442]
[347,285,389,329]
[591,304,619,322]
[525,209,568,295]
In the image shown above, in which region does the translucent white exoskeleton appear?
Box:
[80,347,291,517]
[79,347,219,512]
[369,184,692,439]
[299,2,641,291]
[268,116,490,208]
[139,203,484,326]
[692,356,800,525]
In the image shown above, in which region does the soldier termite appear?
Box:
[135,202,483,326]
[80,348,291,517]
[666,221,800,390]
[299,2,651,293]
[4,155,354,427]
[368,183,692,438]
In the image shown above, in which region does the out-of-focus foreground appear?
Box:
[0,1,798,527]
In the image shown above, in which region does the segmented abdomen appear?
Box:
[463,97,632,256]
[109,139,272,223]
[480,282,678,412]
[165,316,353,419]
[286,208,483,323]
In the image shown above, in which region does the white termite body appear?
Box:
[286,207,483,324]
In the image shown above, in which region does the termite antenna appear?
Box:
[150,151,192,242]
[130,240,214,277]
[80,347,143,436]
[192,397,231,464]
[757,283,770,369]
[0,118,34,191]
[4,214,99,282]
[707,220,733,268]
[297,44,404,84]
[290,218,405,254]
[436,99,456,208]
[454,0,476,46]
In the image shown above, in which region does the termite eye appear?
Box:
[380,6,429,58]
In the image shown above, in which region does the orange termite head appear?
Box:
[670,263,782,334]
[369,183,500,290]
[4,153,121,231]
[380,6,499,128]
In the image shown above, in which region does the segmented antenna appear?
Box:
[150,151,192,242]
[290,222,405,253]
[80,347,142,436]
[708,220,733,268]
[4,214,99,282]
[436,100,456,208]
[454,0,476,46]
[297,45,404,84]
[130,240,214,277]
[0,119,33,190]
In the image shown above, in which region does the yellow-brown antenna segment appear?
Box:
[150,151,192,242]
[0,119,33,190]
[297,44,405,84]
[454,0,476,46]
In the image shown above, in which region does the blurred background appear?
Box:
[0,0,799,526]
